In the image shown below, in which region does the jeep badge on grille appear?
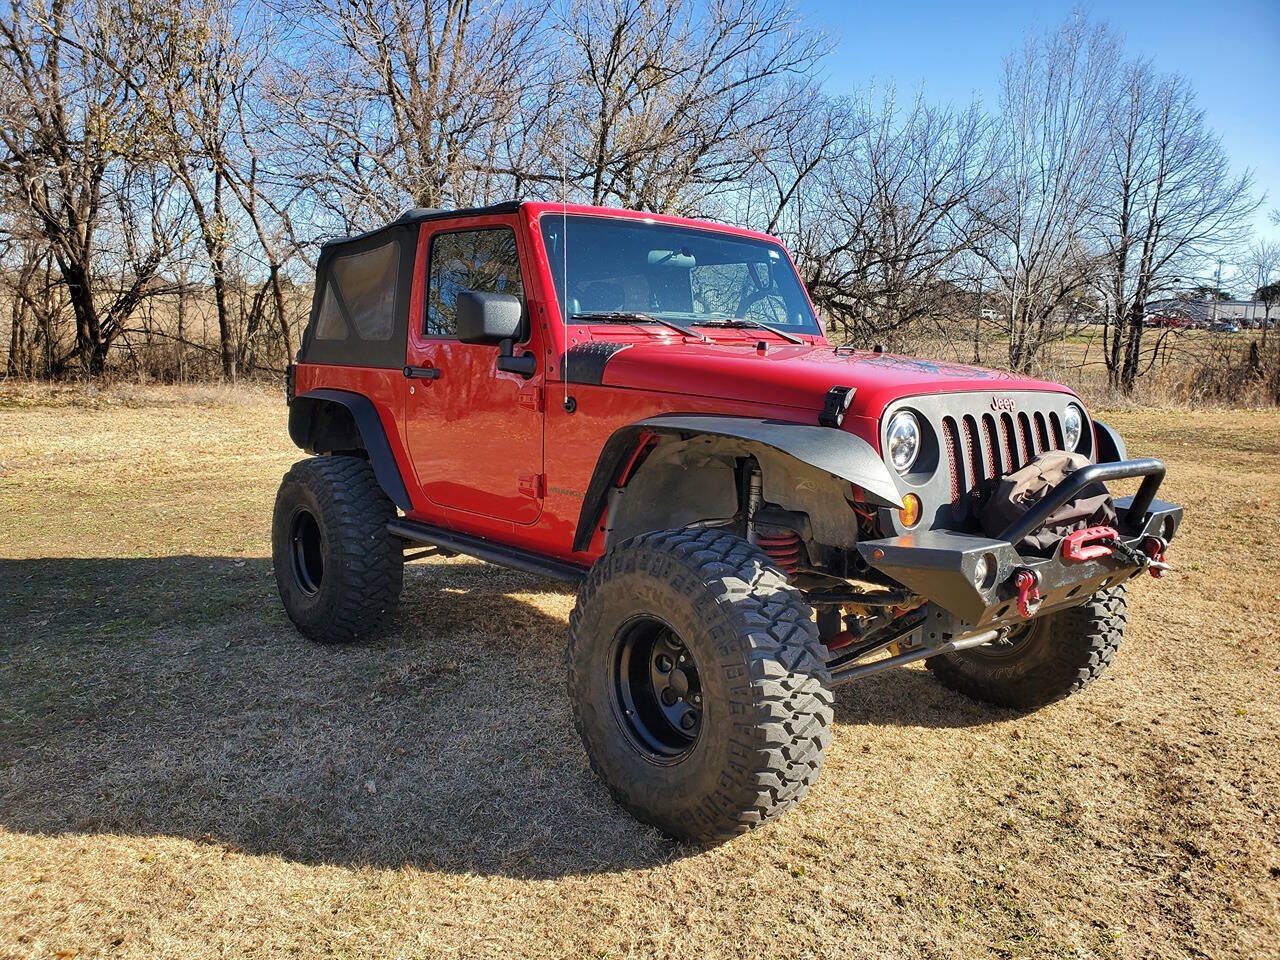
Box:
[990,396,1017,413]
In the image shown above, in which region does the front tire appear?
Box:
[567,528,834,843]
[926,584,1127,710]
[272,456,403,643]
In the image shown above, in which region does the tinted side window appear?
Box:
[426,228,524,337]
[330,241,400,340]
[299,224,414,369]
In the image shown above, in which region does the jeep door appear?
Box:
[402,216,545,525]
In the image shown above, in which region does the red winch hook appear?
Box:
[1061,525,1119,563]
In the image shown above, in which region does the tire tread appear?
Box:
[567,527,833,842]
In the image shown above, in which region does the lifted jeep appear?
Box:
[274,201,1182,842]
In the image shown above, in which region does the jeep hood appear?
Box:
[591,340,1072,414]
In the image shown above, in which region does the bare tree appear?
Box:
[557,0,825,215]
[274,0,550,230]
[1095,60,1256,391]
[0,0,174,375]
[1238,240,1279,347]
[736,82,858,236]
[978,16,1117,372]
[767,88,998,346]
[144,0,259,380]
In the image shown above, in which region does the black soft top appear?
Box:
[319,201,523,249]
[299,201,522,368]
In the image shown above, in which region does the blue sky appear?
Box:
[805,0,1280,250]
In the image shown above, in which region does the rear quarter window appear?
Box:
[329,242,400,341]
[299,225,416,368]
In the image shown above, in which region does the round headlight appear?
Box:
[886,411,920,474]
[1063,403,1084,450]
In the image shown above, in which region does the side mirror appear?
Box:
[455,289,537,378]
[456,290,523,344]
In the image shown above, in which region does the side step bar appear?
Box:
[388,518,588,584]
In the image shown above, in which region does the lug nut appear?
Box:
[661,687,678,706]
[655,654,673,672]
[680,710,697,731]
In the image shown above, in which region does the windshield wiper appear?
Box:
[571,311,711,343]
[694,317,804,344]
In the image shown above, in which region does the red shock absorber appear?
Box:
[755,530,802,576]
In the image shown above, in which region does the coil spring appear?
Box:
[755,530,802,576]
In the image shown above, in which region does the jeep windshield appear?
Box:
[539,214,821,337]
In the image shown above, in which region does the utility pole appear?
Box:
[1211,258,1223,327]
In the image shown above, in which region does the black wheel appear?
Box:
[272,456,403,643]
[567,528,833,843]
[926,584,1127,710]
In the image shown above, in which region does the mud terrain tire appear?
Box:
[926,584,1127,710]
[272,455,403,643]
[567,527,834,843]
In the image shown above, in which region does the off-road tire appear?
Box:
[272,455,403,643]
[926,584,1127,710]
[567,527,834,843]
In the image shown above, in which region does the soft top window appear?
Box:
[330,242,400,341]
[299,225,416,368]
[312,281,348,341]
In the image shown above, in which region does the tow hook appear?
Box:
[1012,568,1042,619]
[1141,536,1171,578]
[1061,525,1119,563]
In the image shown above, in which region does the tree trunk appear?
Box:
[1120,305,1144,393]
[64,262,105,377]
[7,298,24,377]
[270,266,293,362]
[175,275,186,381]
[213,267,235,382]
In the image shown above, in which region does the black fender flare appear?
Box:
[288,388,413,511]
[1093,419,1128,463]
[572,414,902,552]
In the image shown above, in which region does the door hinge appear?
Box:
[519,473,545,499]
[516,386,544,412]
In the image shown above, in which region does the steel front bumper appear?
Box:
[856,458,1183,629]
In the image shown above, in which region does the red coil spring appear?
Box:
[755,530,802,575]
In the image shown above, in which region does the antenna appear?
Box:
[561,146,572,412]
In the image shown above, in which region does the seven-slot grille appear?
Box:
[937,409,1066,502]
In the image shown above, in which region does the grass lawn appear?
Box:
[1,386,1278,959]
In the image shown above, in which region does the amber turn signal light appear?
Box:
[899,493,922,527]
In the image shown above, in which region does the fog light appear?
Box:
[973,552,998,590]
[899,493,922,527]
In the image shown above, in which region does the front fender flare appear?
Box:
[572,414,901,552]
[1093,419,1128,463]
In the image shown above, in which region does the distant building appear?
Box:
[1144,297,1274,325]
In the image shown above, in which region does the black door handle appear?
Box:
[403,365,440,380]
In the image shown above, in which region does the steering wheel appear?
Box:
[737,285,785,320]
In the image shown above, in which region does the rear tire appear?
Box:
[926,584,1127,710]
[272,456,403,643]
[567,528,833,843]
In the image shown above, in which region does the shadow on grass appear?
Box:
[0,554,1001,878]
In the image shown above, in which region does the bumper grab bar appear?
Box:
[999,457,1166,546]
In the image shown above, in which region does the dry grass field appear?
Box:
[1,385,1278,959]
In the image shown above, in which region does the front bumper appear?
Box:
[856,458,1182,629]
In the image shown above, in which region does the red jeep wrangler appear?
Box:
[275,202,1181,842]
